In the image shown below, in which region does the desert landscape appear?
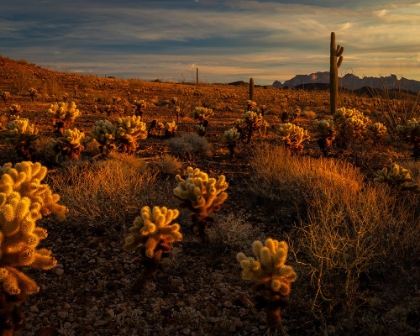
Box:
[0,51,419,336]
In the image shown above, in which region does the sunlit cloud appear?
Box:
[1,0,420,84]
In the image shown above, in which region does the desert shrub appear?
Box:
[168,133,211,159]
[48,153,160,230]
[149,154,182,177]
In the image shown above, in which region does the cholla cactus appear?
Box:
[89,119,117,155]
[275,123,310,155]
[1,117,39,160]
[9,104,22,117]
[333,107,370,148]
[115,116,147,154]
[123,206,182,292]
[237,239,297,335]
[0,162,68,220]
[195,124,206,137]
[48,102,81,135]
[46,128,85,163]
[223,127,241,158]
[0,162,64,333]
[236,110,264,144]
[190,107,214,122]
[28,88,38,102]
[374,163,420,193]
[313,119,336,156]
[396,119,420,159]
[165,120,177,138]
[246,100,257,111]
[132,99,147,117]
[1,91,11,103]
[367,122,387,141]
[173,167,228,244]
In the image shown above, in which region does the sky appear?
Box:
[1,0,420,85]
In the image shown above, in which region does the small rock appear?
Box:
[30,305,39,312]
[54,268,64,276]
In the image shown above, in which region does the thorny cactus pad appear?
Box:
[0,162,68,220]
[374,163,420,193]
[0,191,57,295]
[124,206,182,258]
[48,102,81,124]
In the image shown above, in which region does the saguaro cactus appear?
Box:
[249,78,255,102]
[330,32,344,115]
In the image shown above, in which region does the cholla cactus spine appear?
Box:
[173,167,228,244]
[123,206,182,292]
[237,239,297,335]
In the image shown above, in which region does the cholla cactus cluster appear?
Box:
[190,107,214,122]
[374,163,420,193]
[367,122,387,140]
[9,105,22,117]
[89,119,117,155]
[313,119,336,156]
[1,118,39,159]
[195,124,206,137]
[28,88,38,101]
[124,206,182,258]
[275,122,310,155]
[132,99,147,117]
[333,107,370,147]
[1,91,11,103]
[395,119,420,159]
[235,110,264,144]
[237,239,297,334]
[165,120,177,137]
[115,116,148,154]
[173,167,228,244]
[123,206,182,292]
[48,102,81,124]
[0,162,64,332]
[0,162,68,219]
[223,127,241,158]
[46,128,86,162]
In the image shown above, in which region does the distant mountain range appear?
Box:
[272,72,420,94]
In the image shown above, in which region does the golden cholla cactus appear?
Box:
[0,162,68,220]
[223,127,241,158]
[333,107,370,147]
[174,167,228,244]
[49,128,86,162]
[313,119,336,139]
[89,119,117,155]
[236,110,264,144]
[132,99,147,117]
[367,122,387,140]
[48,101,81,124]
[313,119,336,156]
[223,127,241,145]
[9,104,22,116]
[245,100,257,111]
[237,239,297,334]
[0,191,57,295]
[115,116,147,154]
[396,119,420,160]
[1,91,11,103]
[124,206,182,258]
[275,122,310,155]
[3,117,38,142]
[190,107,214,122]
[123,206,182,292]
[374,163,420,193]
[165,120,177,137]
